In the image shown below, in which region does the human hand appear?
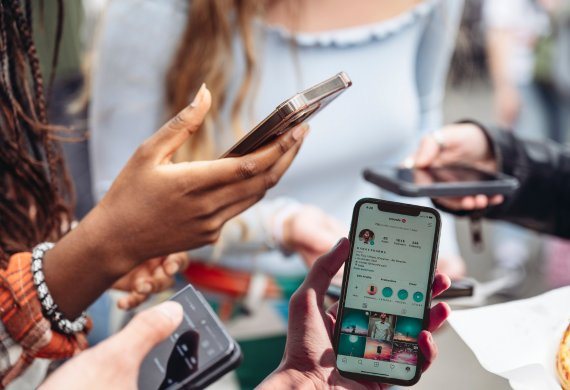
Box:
[260,238,451,389]
[408,123,504,211]
[113,252,190,310]
[40,301,183,390]
[84,83,308,275]
[45,84,308,318]
[282,205,346,266]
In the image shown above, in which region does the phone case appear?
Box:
[363,166,519,197]
[138,285,242,390]
[221,71,351,157]
[333,198,441,387]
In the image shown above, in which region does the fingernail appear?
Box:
[190,83,207,108]
[156,301,183,325]
[165,262,179,275]
[137,282,152,294]
[292,124,309,141]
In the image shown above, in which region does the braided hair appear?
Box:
[0,0,73,267]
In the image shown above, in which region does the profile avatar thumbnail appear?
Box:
[358,229,375,245]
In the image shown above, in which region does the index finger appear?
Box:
[171,124,309,190]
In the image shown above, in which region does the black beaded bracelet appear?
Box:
[31,243,88,335]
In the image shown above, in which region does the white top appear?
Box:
[90,0,463,276]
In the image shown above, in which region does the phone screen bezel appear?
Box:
[333,198,441,386]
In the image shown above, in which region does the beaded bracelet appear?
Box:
[31,242,88,335]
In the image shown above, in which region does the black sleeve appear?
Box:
[438,122,570,239]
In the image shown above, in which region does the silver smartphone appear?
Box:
[221,71,352,158]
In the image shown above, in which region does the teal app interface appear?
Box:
[336,202,437,381]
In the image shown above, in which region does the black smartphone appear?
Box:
[138,285,242,390]
[363,165,519,197]
[333,198,441,386]
[221,71,352,158]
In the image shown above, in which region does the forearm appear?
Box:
[480,127,570,237]
[486,29,516,91]
[43,207,136,319]
[258,368,316,390]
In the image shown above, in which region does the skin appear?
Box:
[41,239,451,389]
[266,0,465,280]
[43,85,308,318]
[259,238,451,389]
[408,123,505,211]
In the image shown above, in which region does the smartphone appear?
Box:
[363,165,519,197]
[220,71,352,158]
[138,285,242,390]
[333,198,441,386]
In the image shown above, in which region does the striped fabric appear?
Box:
[0,253,91,387]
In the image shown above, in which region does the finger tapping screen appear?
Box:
[337,202,437,381]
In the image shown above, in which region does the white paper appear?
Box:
[449,286,570,390]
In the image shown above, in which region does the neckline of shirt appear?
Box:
[259,0,439,48]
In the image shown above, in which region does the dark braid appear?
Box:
[0,0,73,266]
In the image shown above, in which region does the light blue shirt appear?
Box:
[91,0,463,275]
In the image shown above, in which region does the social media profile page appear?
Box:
[337,203,436,381]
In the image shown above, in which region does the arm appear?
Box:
[411,122,570,239]
[477,126,570,237]
[482,0,522,127]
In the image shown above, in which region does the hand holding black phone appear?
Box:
[333,199,440,386]
[138,285,242,390]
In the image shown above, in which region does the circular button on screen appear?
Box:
[382,287,393,297]
[413,291,424,302]
[397,289,409,300]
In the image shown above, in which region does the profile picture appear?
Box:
[359,229,375,245]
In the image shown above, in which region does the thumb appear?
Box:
[413,135,440,168]
[119,301,183,365]
[145,83,211,164]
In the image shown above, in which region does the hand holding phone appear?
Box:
[138,285,242,390]
[261,234,451,388]
[332,199,443,386]
[404,123,509,210]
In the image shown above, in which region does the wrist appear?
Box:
[272,203,303,252]
[259,366,317,390]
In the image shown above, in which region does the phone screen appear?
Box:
[138,286,233,390]
[397,167,498,185]
[336,201,439,382]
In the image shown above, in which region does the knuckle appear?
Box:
[237,158,258,179]
[134,140,153,161]
[263,171,279,190]
[277,137,290,154]
[168,113,187,130]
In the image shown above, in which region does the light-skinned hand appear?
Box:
[259,238,451,389]
[40,301,183,390]
[407,123,504,211]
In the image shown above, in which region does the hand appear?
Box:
[113,252,190,310]
[40,301,183,390]
[44,84,308,318]
[260,239,451,389]
[408,123,504,211]
[282,205,346,266]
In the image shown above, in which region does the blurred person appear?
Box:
[41,239,452,389]
[91,3,467,381]
[409,122,570,237]
[91,0,466,290]
[0,2,305,387]
[482,0,552,293]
